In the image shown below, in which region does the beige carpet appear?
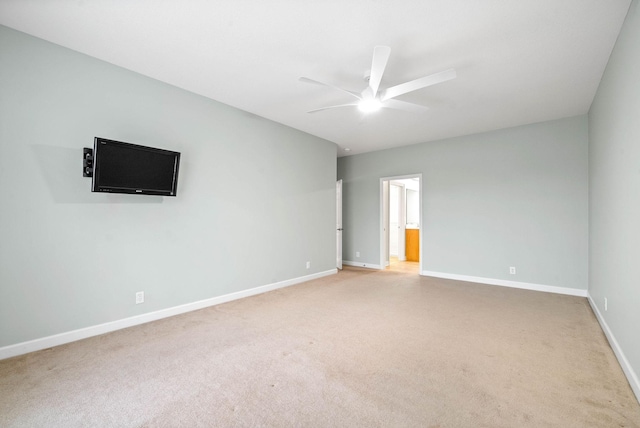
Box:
[1,267,639,427]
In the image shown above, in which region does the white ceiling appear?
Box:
[0,0,631,156]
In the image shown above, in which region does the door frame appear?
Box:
[379,174,423,273]
[336,179,343,270]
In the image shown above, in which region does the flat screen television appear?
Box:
[91,137,181,196]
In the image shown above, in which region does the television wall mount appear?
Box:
[83,148,93,177]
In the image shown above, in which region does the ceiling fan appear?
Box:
[300,46,456,114]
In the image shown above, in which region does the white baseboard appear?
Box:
[587,294,640,404]
[343,261,383,270]
[421,270,588,297]
[0,269,337,361]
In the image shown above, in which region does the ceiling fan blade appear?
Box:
[382,99,429,113]
[299,77,362,100]
[369,46,391,97]
[307,103,359,113]
[382,68,456,101]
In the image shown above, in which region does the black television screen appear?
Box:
[91,137,180,196]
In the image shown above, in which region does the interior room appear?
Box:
[1,1,639,426]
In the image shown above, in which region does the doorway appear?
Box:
[380,175,422,274]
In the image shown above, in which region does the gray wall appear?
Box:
[338,116,589,290]
[589,0,640,390]
[0,26,337,348]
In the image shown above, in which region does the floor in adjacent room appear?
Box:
[387,255,420,274]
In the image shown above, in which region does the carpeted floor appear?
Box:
[1,267,639,427]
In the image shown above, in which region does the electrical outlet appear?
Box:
[509,267,516,275]
[356,251,360,258]
[306,261,311,269]
[135,291,144,304]
[605,297,608,311]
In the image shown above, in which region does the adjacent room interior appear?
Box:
[1,1,639,426]
[380,176,421,274]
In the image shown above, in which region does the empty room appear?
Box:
[1,1,639,426]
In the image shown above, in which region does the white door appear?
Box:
[398,183,406,261]
[336,179,343,270]
[389,183,407,260]
[389,184,400,257]
[383,180,390,267]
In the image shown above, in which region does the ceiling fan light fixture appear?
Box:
[358,98,382,113]
[300,46,455,116]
